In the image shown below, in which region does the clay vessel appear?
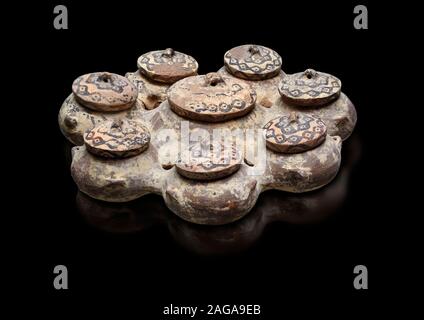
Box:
[61,45,358,226]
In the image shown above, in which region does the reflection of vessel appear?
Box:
[76,134,360,255]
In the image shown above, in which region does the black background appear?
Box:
[11,0,408,317]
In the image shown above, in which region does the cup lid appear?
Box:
[279,69,341,107]
[84,120,150,158]
[176,140,242,180]
[168,73,256,122]
[264,112,327,153]
[72,72,138,112]
[224,44,282,80]
[137,48,198,84]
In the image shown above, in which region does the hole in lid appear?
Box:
[210,79,219,86]
[248,46,260,55]
[306,74,312,79]
[99,74,112,83]
[244,158,255,167]
[162,163,174,170]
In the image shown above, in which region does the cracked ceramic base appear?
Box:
[70,99,342,225]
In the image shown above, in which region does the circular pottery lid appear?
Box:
[264,112,327,153]
[72,72,138,112]
[137,48,198,84]
[224,44,282,80]
[278,69,341,107]
[84,120,150,159]
[176,140,242,180]
[168,73,257,122]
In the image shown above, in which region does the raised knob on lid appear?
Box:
[84,119,150,159]
[264,112,327,153]
[168,73,257,122]
[278,69,341,107]
[224,44,282,80]
[176,140,242,181]
[72,72,138,112]
[137,48,198,84]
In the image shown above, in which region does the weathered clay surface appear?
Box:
[125,70,169,110]
[224,44,282,80]
[164,166,259,225]
[137,48,198,84]
[218,67,285,108]
[264,113,327,153]
[279,69,341,107]
[84,119,150,158]
[277,92,357,141]
[70,99,342,224]
[60,49,199,145]
[72,72,138,112]
[263,135,341,193]
[168,73,257,122]
[175,140,242,181]
[58,94,147,145]
[71,141,163,202]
